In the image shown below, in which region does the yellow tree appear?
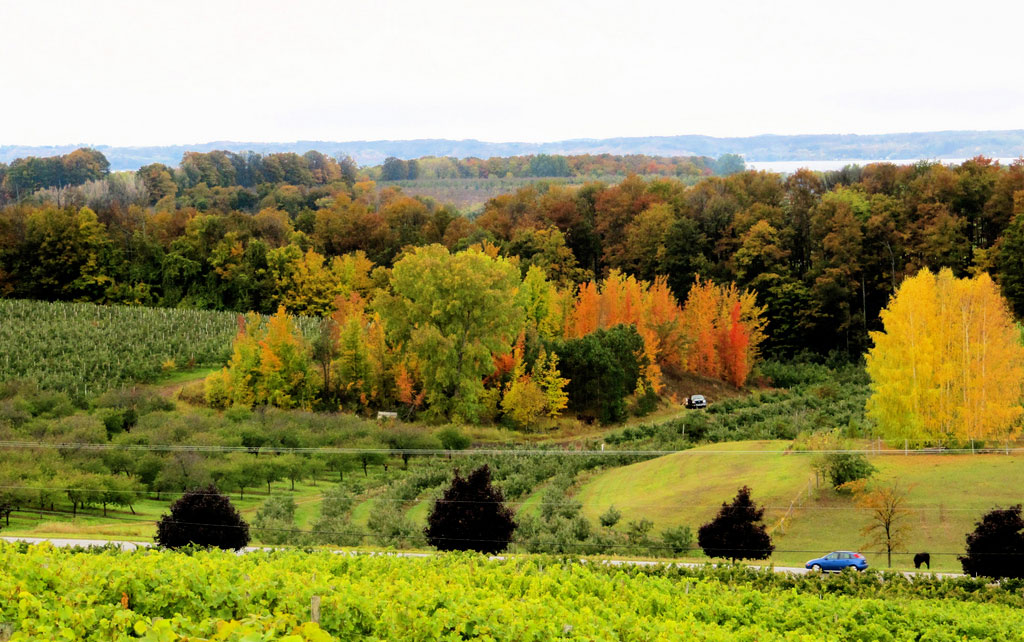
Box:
[205,308,318,410]
[866,268,1024,443]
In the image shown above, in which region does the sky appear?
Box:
[2,0,1023,146]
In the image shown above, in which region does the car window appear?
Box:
[825,553,837,559]
[839,553,850,559]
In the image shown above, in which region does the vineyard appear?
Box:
[0,300,318,397]
[3,544,1023,641]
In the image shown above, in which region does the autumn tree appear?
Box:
[866,268,1024,443]
[535,348,569,418]
[205,307,318,409]
[376,245,523,421]
[681,277,766,386]
[849,479,910,569]
[500,343,547,429]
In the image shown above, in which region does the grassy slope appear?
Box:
[576,441,1024,571]
[576,440,809,535]
[774,452,1024,572]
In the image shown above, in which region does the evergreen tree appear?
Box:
[425,465,516,554]
[697,486,773,562]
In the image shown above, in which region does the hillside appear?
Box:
[4,129,1024,169]
[575,441,1024,571]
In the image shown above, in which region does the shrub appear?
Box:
[626,518,654,547]
[599,505,622,528]
[661,525,694,555]
[155,485,250,550]
[959,505,1024,579]
[436,426,471,451]
[310,486,360,547]
[368,502,420,548]
[822,453,876,490]
[425,465,516,554]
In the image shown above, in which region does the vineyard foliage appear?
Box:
[3,545,1024,641]
[0,299,318,397]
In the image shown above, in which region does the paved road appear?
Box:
[2,536,960,578]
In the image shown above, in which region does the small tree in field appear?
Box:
[848,479,909,568]
[425,465,516,554]
[697,486,773,562]
[959,505,1024,579]
[156,485,250,550]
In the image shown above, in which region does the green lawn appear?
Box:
[576,440,809,532]
[773,452,1024,572]
[576,441,1024,572]
[406,498,431,526]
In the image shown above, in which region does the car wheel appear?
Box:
[811,564,822,572]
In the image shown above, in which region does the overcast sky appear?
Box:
[2,0,1022,146]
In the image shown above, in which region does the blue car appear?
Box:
[805,551,868,572]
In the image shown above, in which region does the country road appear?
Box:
[2,536,964,578]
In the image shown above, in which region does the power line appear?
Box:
[0,484,1004,512]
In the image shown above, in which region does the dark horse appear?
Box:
[913,552,930,569]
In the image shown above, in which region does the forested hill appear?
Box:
[4,129,1024,170]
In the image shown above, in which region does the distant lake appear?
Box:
[745,158,1021,173]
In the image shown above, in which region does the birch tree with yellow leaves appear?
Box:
[866,268,1024,443]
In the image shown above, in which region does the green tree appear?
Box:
[253,494,297,545]
[995,197,1024,317]
[376,245,523,420]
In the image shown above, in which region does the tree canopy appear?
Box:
[155,485,250,550]
[866,268,1024,444]
[697,486,774,562]
[376,245,523,421]
[425,465,517,554]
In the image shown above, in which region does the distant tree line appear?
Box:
[371,152,735,182]
[3,149,1024,360]
[0,148,109,198]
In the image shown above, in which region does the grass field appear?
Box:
[774,451,1024,571]
[576,440,809,532]
[576,440,1024,572]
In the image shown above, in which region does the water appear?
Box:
[745,157,1022,173]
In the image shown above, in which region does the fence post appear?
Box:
[311,595,321,624]
[904,439,908,455]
